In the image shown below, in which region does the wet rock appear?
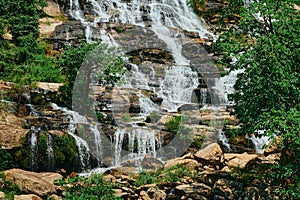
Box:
[177,104,200,112]
[223,153,257,169]
[52,22,86,50]
[150,95,163,105]
[194,143,223,166]
[4,169,60,197]
[129,104,141,113]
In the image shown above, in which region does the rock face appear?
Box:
[4,169,61,197]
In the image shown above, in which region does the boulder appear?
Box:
[39,172,63,183]
[4,169,59,197]
[164,158,200,171]
[194,143,223,166]
[43,0,62,17]
[141,155,164,170]
[14,194,42,200]
[223,153,257,169]
[175,183,211,199]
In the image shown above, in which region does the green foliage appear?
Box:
[0,34,63,85]
[0,173,22,200]
[0,150,16,171]
[56,42,126,110]
[134,164,194,186]
[0,0,47,42]
[165,115,188,133]
[52,134,78,172]
[57,174,122,200]
[212,1,300,198]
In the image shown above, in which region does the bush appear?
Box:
[57,174,122,200]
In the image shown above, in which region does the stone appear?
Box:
[14,194,42,200]
[4,169,59,197]
[0,192,5,199]
[35,82,63,93]
[259,153,281,164]
[223,153,257,169]
[164,158,200,171]
[147,187,166,200]
[213,179,233,199]
[39,18,63,38]
[39,172,63,184]
[48,194,62,200]
[194,143,223,166]
[140,190,151,200]
[0,114,28,149]
[43,1,62,17]
[113,189,128,198]
[141,155,164,170]
[103,174,117,183]
[176,183,211,199]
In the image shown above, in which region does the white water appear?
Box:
[246,131,270,154]
[114,128,157,166]
[217,129,230,150]
[51,103,91,169]
[30,126,39,170]
[65,0,229,173]
[46,133,55,170]
[90,124,103,166]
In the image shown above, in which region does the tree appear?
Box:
[212,0,300,196]
[56,42,126,110]
[0,0,47,43]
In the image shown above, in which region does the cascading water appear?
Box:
[246,131,270,154]
[217,129,230,151]
[51,103,91,170]
[66,0,224,172]
[90,124,103,166]
[114,128,157,166]
[29,126,40,171]
[46,133,55,171]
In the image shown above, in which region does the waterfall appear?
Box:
[114,128,157,166]
[46,133,55,171]
[51,103,91,170]
[217,129,230,151]
[65,0,224,172]
[246,131,270,154]
[29,126,40,171]
[90,124,103,166]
